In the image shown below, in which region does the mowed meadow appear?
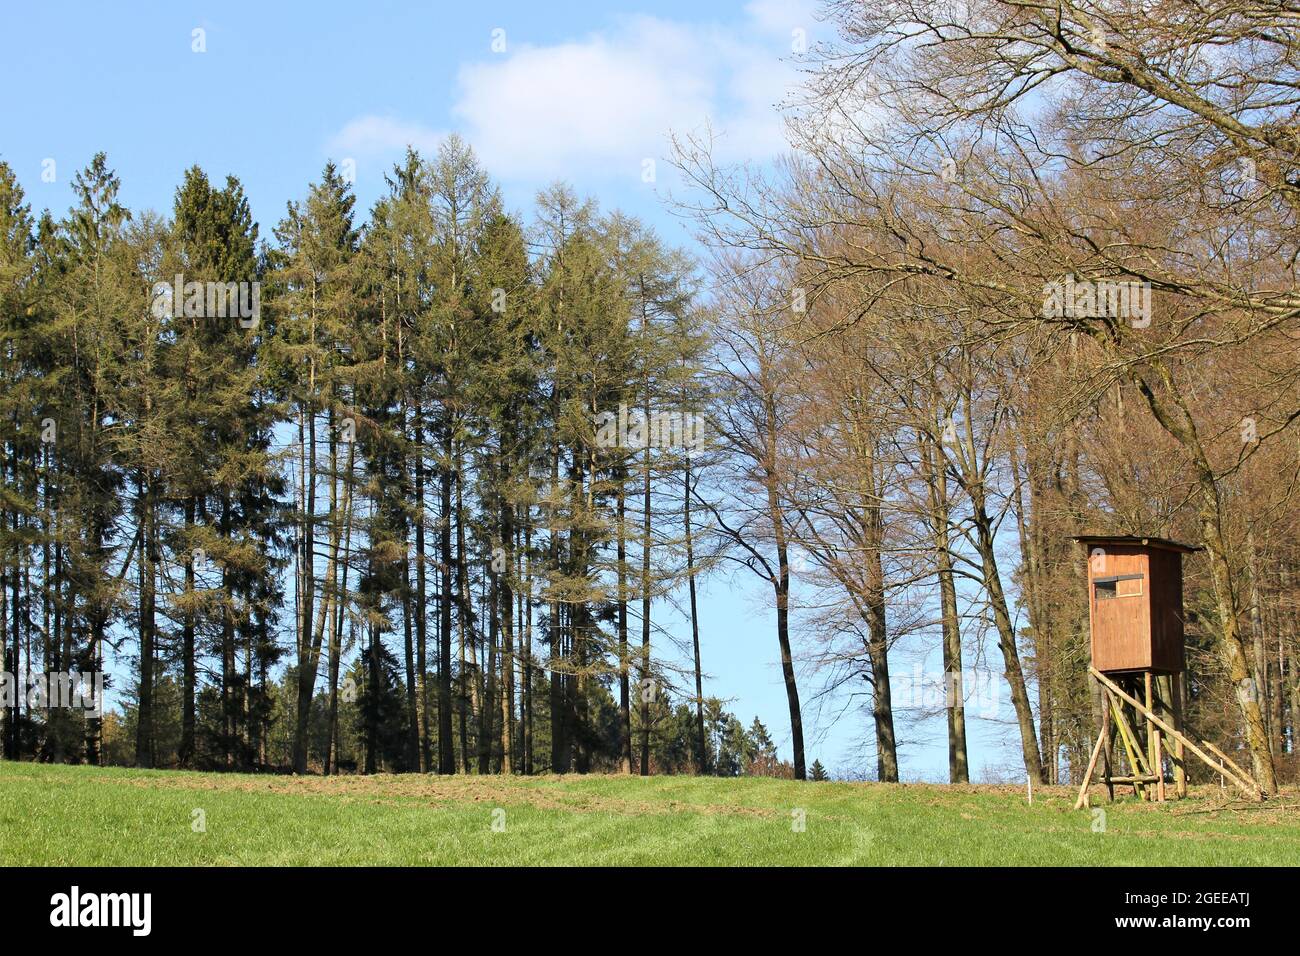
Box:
[3,762,1297,866]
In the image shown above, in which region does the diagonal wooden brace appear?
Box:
[1074,722,1108,809]
[1090,667,1265,801]
[1109,691,1151,795]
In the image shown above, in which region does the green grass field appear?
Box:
[2,761,1296,866]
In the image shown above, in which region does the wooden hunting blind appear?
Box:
[1077,535,1196,675]
[1070,535,1266,807]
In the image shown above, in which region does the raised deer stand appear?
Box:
[1069,536,1264,809]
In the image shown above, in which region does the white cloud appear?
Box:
[451,14,804,181]
[327,115,446,160]
[743,0,821,38]
[327,7,826,185]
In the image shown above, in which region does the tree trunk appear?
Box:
[499,496,515,774]
[325,440,353,776]
[292,403,319,775]
[522,521,534,775]
[414,410,431,772]
[617,484,632,772]
[971,492,1045,784]
[638,421,652,776]
[179,496,196,768]
[548,440,567,773]
[134,472,155,768]
[923,429,968,782]
[439,426,456,774]
[864,528,898,782]
[1131,365,1278,792]
[684,460,707,774]
[763,395,806,780]
[479,570,498,774]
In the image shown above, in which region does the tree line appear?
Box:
[4,1,1297,789]
[0,138,808,778]
[674,0,1299,790]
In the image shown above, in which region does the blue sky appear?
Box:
[2,0,816,240]
[2,0,1025,780]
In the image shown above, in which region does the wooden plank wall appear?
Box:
[1149,549,1186,673]
[1088,546,1152,672]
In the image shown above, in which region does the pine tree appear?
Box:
[1,145,714,778]
[424,137,498,774]
[49,154,136,763]
[0,161,37,761]
[268,162,362,774]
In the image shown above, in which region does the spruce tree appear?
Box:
[268,162,362,774]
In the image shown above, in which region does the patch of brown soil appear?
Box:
[112,772,778,817]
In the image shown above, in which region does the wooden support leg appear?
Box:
[1101,692,1114,802]
[1109,692,1150,800]
[1091,667,1264,800]
[1149,671,1159,801]
[1074,717,1108,810]
[1150,675,1165,802]
[1130,678,1151,800]
[1171,672,1187,798]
